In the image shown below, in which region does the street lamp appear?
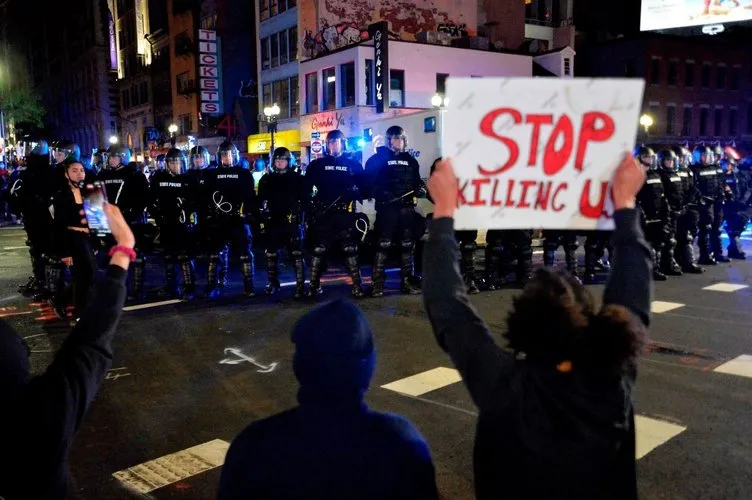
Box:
[108,135,118,145]
[432,93,449,156]
[639,114,654,134]
[263,103,281,164]
[168,123,178,147]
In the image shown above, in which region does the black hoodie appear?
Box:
[0,266,127,499]
[423,209,651,500]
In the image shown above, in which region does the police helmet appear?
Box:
[31,140,50,156]
[54,140,81,162]
[165,148,187,175]
[671,145,691,167]
[657,149,677,169]
[106,144,132,166]
[326,129,347,155]
[272,147,292,172]
[190,145,211,169]
[692,145,714,165]
[633,145,655,168]
[216,141,240,167]
[711,143,724,158]
[386,125,408,152]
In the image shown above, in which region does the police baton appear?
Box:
[385,190,415,205]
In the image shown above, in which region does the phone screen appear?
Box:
[83,182,111,236]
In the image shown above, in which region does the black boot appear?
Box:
[564,246,579,279]
[371,250,388,297]
[218,247,229,289]
[47,263,67,319]
[727,231,747,260]
[711,228,730,263]
[484,246,504,290]
[178,256,196,300]
[676,231,704,274]
[32,255,52,301]
[660,239,683,276]
[584,245,598,284]
[159,258,179,298]
[345,253,365,298]
[308,254,324,297]
[128,256,146,301]
[652,248,667,281]
[207,254,222,299]
[543,249,556,267]
[460,242,479,294]
[698,227,717,265]
[516,250,533,287]
[400,248,421,295]
[292,251,305,299]
[265,252,280,295]
[240,254,255,297]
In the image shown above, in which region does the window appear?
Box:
[436,73,449,95]
[685,61,695,87]
[650,58,661,84]
[340,62,355,107]
[260,0,269,21]
[305,72,318,113]
[278,0,287,13]
[682,107,692,136]
[290,76,299,117]
[288,27,298,61]
[564,58,571,76]
[390,69,405,107]
[270,33,279,68]
[701,64,711,89]
[731,66,740,90]
[122,90,130,110]
[365,59,374,106]
[666,106,676,135]
[288,0,296,7]
[139,81,148,103]
[729,108,738,136]
[130,85,138,105]
[201,15,217,30]
[278,78,290,118]
[667,61,678,86]
[717,65,726,89]
[714,108,723,136]
[280,30,288,65]
[178,113,192,134]
[261,38,269,70]
[176,71,190,94]
[270,0,277,17]
[322,67,336,110]
[262,83,272,109]
[700,107,709,135]
[273,80,284,117]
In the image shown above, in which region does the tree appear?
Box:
[0,86,45,127]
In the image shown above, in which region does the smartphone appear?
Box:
[82,182,112,236]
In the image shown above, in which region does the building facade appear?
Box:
[578,34,752,150]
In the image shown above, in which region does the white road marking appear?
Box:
[651,301,686,313]
[381,367,462,397]
[123,299,182,311]
[2,246,27,250]
[702,283,749,293]
[713,354,752,378]
[112,439,229,494]
[635,415,687,460]
[280,268,401,287]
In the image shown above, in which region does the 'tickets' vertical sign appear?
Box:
[369,22,389,114]
[199,29,223,114]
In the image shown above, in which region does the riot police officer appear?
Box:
[203,140,257,298]
[150,148,201,299]
[543,230,579,279]
[722,155,752,259]
[656,149,685,276]
[52,140,81,190]
[672,145,704,273]
[97,143,151,299]
[188,146,211,186]
[155,154,166,171]
[304,129,365,298]
[257,147,305,298]
[691,145,729,264]
[91,148,107,173]
[368,125,425,296]
[635,146,670,281]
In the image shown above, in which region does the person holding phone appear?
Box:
[52,160,99,324]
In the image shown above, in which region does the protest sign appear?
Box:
[443,78,645,230]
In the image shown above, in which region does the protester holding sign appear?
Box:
[423,153,650,499]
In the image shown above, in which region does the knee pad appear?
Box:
[343,245,357,256]
[461,241,476,253]
[313,245,327,256]
[291,249,304,258]
[401,240,413,251]
[239,254,252,263]
[378,240,392,251]
[265,250,278,258]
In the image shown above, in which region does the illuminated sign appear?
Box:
[641,1,752,31]
[369,22,389,114]
[199,29,222,114]
[108,9,117,70]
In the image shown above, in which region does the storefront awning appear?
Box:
[247,129,301,154]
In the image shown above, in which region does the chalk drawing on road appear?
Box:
[219,347,278,373]
[105,367,132,381]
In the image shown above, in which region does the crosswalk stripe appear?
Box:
[381,367,462,396]
[635,415,687,459]
[123,299,183,311]
[112,439,229,494]
[702,283,749,292]
[651,301,685,313]
[713,354,752,378]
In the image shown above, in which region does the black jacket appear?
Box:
[202,166,256,219]
[149,172,201,227]
[0,266,127,500]
[368,149,425,207]
[257,170,304,221]
[96,164,150,223]
[423,210,651,500]
[304,155,364,209]
[51,187,89,257]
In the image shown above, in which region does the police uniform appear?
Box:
[691,145,729,264]
[722,158,752,259]
[543,230,579,278]
[203,141,257,298]
[656,149,685,276]
[635,147,670,281]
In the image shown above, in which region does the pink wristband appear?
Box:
[108,244,137,262]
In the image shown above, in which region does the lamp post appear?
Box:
[639,114,653,141]
[431,93,449,156]
[108,135,118,145]
[168,123,178,147]
[263,104,281,165]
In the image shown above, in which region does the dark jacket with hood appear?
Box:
[218,300,439,500]
[0,265,127,500]
[423,209,651,500]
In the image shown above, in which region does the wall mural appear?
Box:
[299,0,478,59]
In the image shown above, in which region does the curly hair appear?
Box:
[504,268,647,375]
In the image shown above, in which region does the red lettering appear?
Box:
[534,181,553,210]
[490,179,503,206]
[575,112,615,171]
[470,178,490,206]
[552,182,567,212]
[517,180,537,209]
[458,180,469,206]
[526,114,554,166]
[478,108,522,175]
[579,180,609,219]
[505,179,516,207]
[543,115,574,176]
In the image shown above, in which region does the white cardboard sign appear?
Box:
[443,78,645,230]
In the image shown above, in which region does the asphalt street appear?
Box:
[2,223,752,499]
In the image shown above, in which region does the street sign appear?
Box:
[311,138,324,157]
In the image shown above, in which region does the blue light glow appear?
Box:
[357,138,366,148]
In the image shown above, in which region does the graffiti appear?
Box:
[219,347,278,374]
[238,80,256,98]
[105,367,132,381]
[303,21,369,59]
[437,23,468,37]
